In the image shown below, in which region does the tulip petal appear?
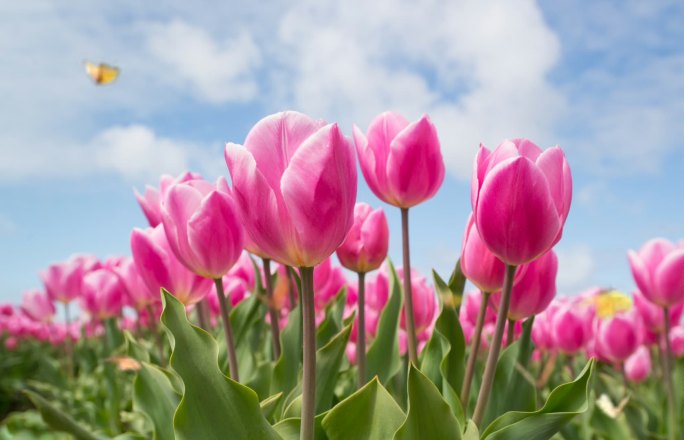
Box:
[281,124,357,267]
[628,250,653,300]
[535,147,572,223]
[476,156,561,265]
[162,184,204,272]
[243,111,325,193]
[187,191,243,279]
[386,115,445,208]
[131,227,173,301]
[654,249,684,306]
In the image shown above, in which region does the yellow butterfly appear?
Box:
[84,61,120,85]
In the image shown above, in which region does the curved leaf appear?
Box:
[394,365,462,439]
[316,287,348,349]
[133,362,180,440]
[322,378,405,440]
[366,261,402,384]
[23,390,105,440]
[481,359,596,440]
[160,290,278,440]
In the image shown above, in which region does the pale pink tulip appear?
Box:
[135,171,203,227]
[633,289,684,333]
[81,269,125,320]
[20,290,56,324]
[41,254,101,304]
[628,238,684,307]
[625,346,651,383]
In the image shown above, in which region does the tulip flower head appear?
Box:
[20,290,56,324]
[625,346,651,383]
[628,238,684,307]
[471,139,572,266]
[336,203,389,273]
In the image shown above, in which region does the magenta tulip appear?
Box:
[20,290,56,324]
[460,213,509,293]
[633,289,684,334]
[81,269,124,320]
[460,290,497,328]
[670,326,684,357]
[161,178,244,279]
[625,346,651,383]
[471,139,572,266]
[491,250,558,321]
[597,312,641,362]
[113,257,157,310]
[353,112,445,208]
[312,257,348,311]
[225,111,357,268]
[41,254,101,304]
[551,304,589,354]
[628,238,684,308]
[397,267,438,335]
[130,224,213,306]
[336,203,389,274]
[135,171,203,227]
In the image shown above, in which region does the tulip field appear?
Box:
[2,111,684,440]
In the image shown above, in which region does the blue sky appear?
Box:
[1,0,682,305]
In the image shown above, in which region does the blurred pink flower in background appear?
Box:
[20,290,55,323]
[625,346,651,383]
[135,171,203,227]
[336,203,389,274]
[628,238,684,307]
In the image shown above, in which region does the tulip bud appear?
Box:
[625,346,651,383]
[336,203,389,273]
[628,238,684,307]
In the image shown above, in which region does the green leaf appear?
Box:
[273,413,328,440]
[160,290,278,440]
[316,287,348,349]
[260,393,283,420]
[394,365,462,439]
[23,390,105,440]
[481,359,596,440]
[322,378,405,440]
[366,261,402,384]
[271,304,303,402]
[420,328,448,389]
[133,362,180,440]
[315,322,353,414]
[463,420,480,440]
[124,331,150,363]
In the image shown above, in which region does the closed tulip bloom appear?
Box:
[625,346,651,383]
[113,257,157,310]
[628,238,684,307]
[397,267,438,335]
[336,203,389,273]
[162,178,244,279]
[461,213,508,292]
[471,139,572,266]
[551,304,589,354]
[20,290,56,324]
[41,254,102,304]
[81,269,124,320]
[492,250,558,321]
[597,312,641,362]
[633,289,684,334]
[135,171,203,227]
[226,111,357,268]
[131,225,213,305]
[353,112,445,208]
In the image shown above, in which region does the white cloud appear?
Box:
[555,244,595,293]
[146,20,262,104]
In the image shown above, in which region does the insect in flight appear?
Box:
[84,61,120,85]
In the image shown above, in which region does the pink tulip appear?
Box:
[81,269,125,320]
[460,214,509,292]
[225,111,357,268]
[113,257,157,310]
[491,250,557,321]
[628,238,684,307]
[633,289,684,334]
[130,224,213,306]
[312,257,348,311]
[551,304,590,354]
[460,290,497,328]
[397,267,438,335]
[471,139,572,266]
[135,171,203,227]
[336,203,389,273]
[531,306,555,351]
[670,326,684,357]
[41,254,101,304]
[161,178,244,279]
[625,346,651,383]
[353,112,445,208]
[596,312,641,362]
[4,336,18,350]
[20,290,56,324]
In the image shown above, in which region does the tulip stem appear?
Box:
[286,266,298,309]
[507,319,515,347]
[472,264,517,427]
[461,291,490,412]
[400,207,418,364]
[357,271,367,388]
[196,299,210,331]
[300,267,316,440]
[146,305,165,365]
[262,258,282,359]
[662,307,677,440]
[63,303,74,380]
[214,279,239,381]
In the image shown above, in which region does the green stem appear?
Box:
[196,299,210,331]
[146,304,165,365]
[300,267,316,440]
[262,258,282,359]
[400,207,418,364]
[214,278,239,381]
[356,271,367,388]
[662,307,677,440]
[286,266,298,309]
[472,264,517,427]
[461,291,490,411]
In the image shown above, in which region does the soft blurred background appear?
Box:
[1,0,682,303]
